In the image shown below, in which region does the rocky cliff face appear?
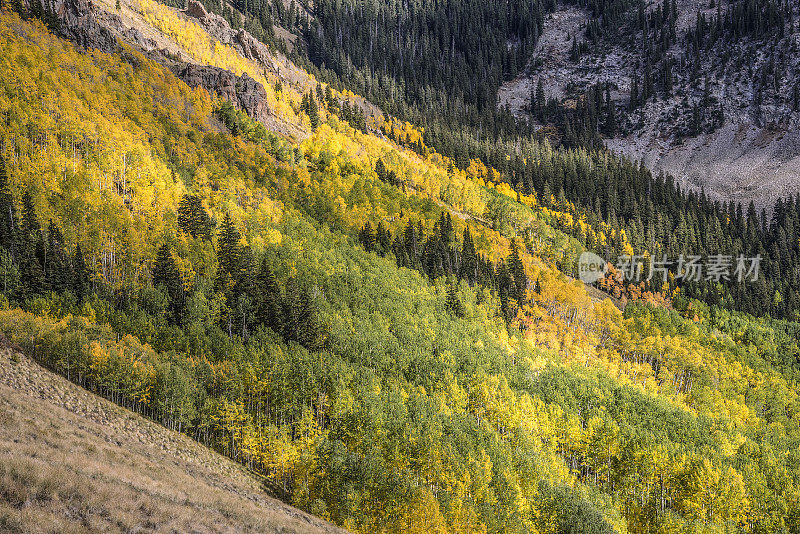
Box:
[26,0,160,54]
[182,0,278,74]
[180,64,239,103]
[25,0,119,52]
[59,0,119,51]
[499,1,800,207]
[234,72,271,121]
[179,64,271,123]
[173,2,279,125]
[26,0,291,136]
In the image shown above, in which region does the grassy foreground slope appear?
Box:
[0,344,346,534]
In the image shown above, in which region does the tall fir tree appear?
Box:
[445,278,466,318]
[72,243,90,299]
[0,150,16,255]
[508,240,527,304]
[217,213,242,289]
[153,242,185,324]
[177,194,214,240]
[46,220,72,293]
[459,227,478,285]
[254,254,283,332]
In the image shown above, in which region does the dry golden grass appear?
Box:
[0,348,347,534]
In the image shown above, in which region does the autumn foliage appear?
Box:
[1,8,799,534]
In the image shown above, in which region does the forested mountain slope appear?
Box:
[1,2,800,533]
[226,0,800,209]
[183,0,800,321]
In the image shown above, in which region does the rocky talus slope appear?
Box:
[500,1,800,207]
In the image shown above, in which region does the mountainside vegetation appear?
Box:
[189,0,800,322]
[2,3,800,533]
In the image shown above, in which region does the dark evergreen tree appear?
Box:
[629,74,640,110]
[459,228,478,285]
[17,191,45,297]
[254,254,282,332]
[217,213,242,286]
[283,278,324,350]
[21,190,40,237]
[375,158,387,182]
[496,261,513,321]
[533,78,546,119]
[508,240,527,304]
[72,243,90,299]
[302,92,320,129]
[0,151,16,255]
[445,279,466,318]
[46,220,72,293]
[375,221,391,256]
[296,284,324,350]
[153,242,185,324]
[604,86,617,136]
[358,221,375,252]
[177,194,214,240]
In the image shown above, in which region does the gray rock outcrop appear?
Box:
[183,0,277,73]
[179,64,270,122]
[25,0,119,52]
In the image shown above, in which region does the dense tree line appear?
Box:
[207,210,326,349]
[17,0,800,322]
[372,124,800,321]
[304,0,543,112]
[530,80,614,148]
[509,144,800,319]
[371,102,800,320]
[358,206,529,322]
[189,0,549,169]
[0,149,326,351]
[570,0,796,133]
[0,154,90,302]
